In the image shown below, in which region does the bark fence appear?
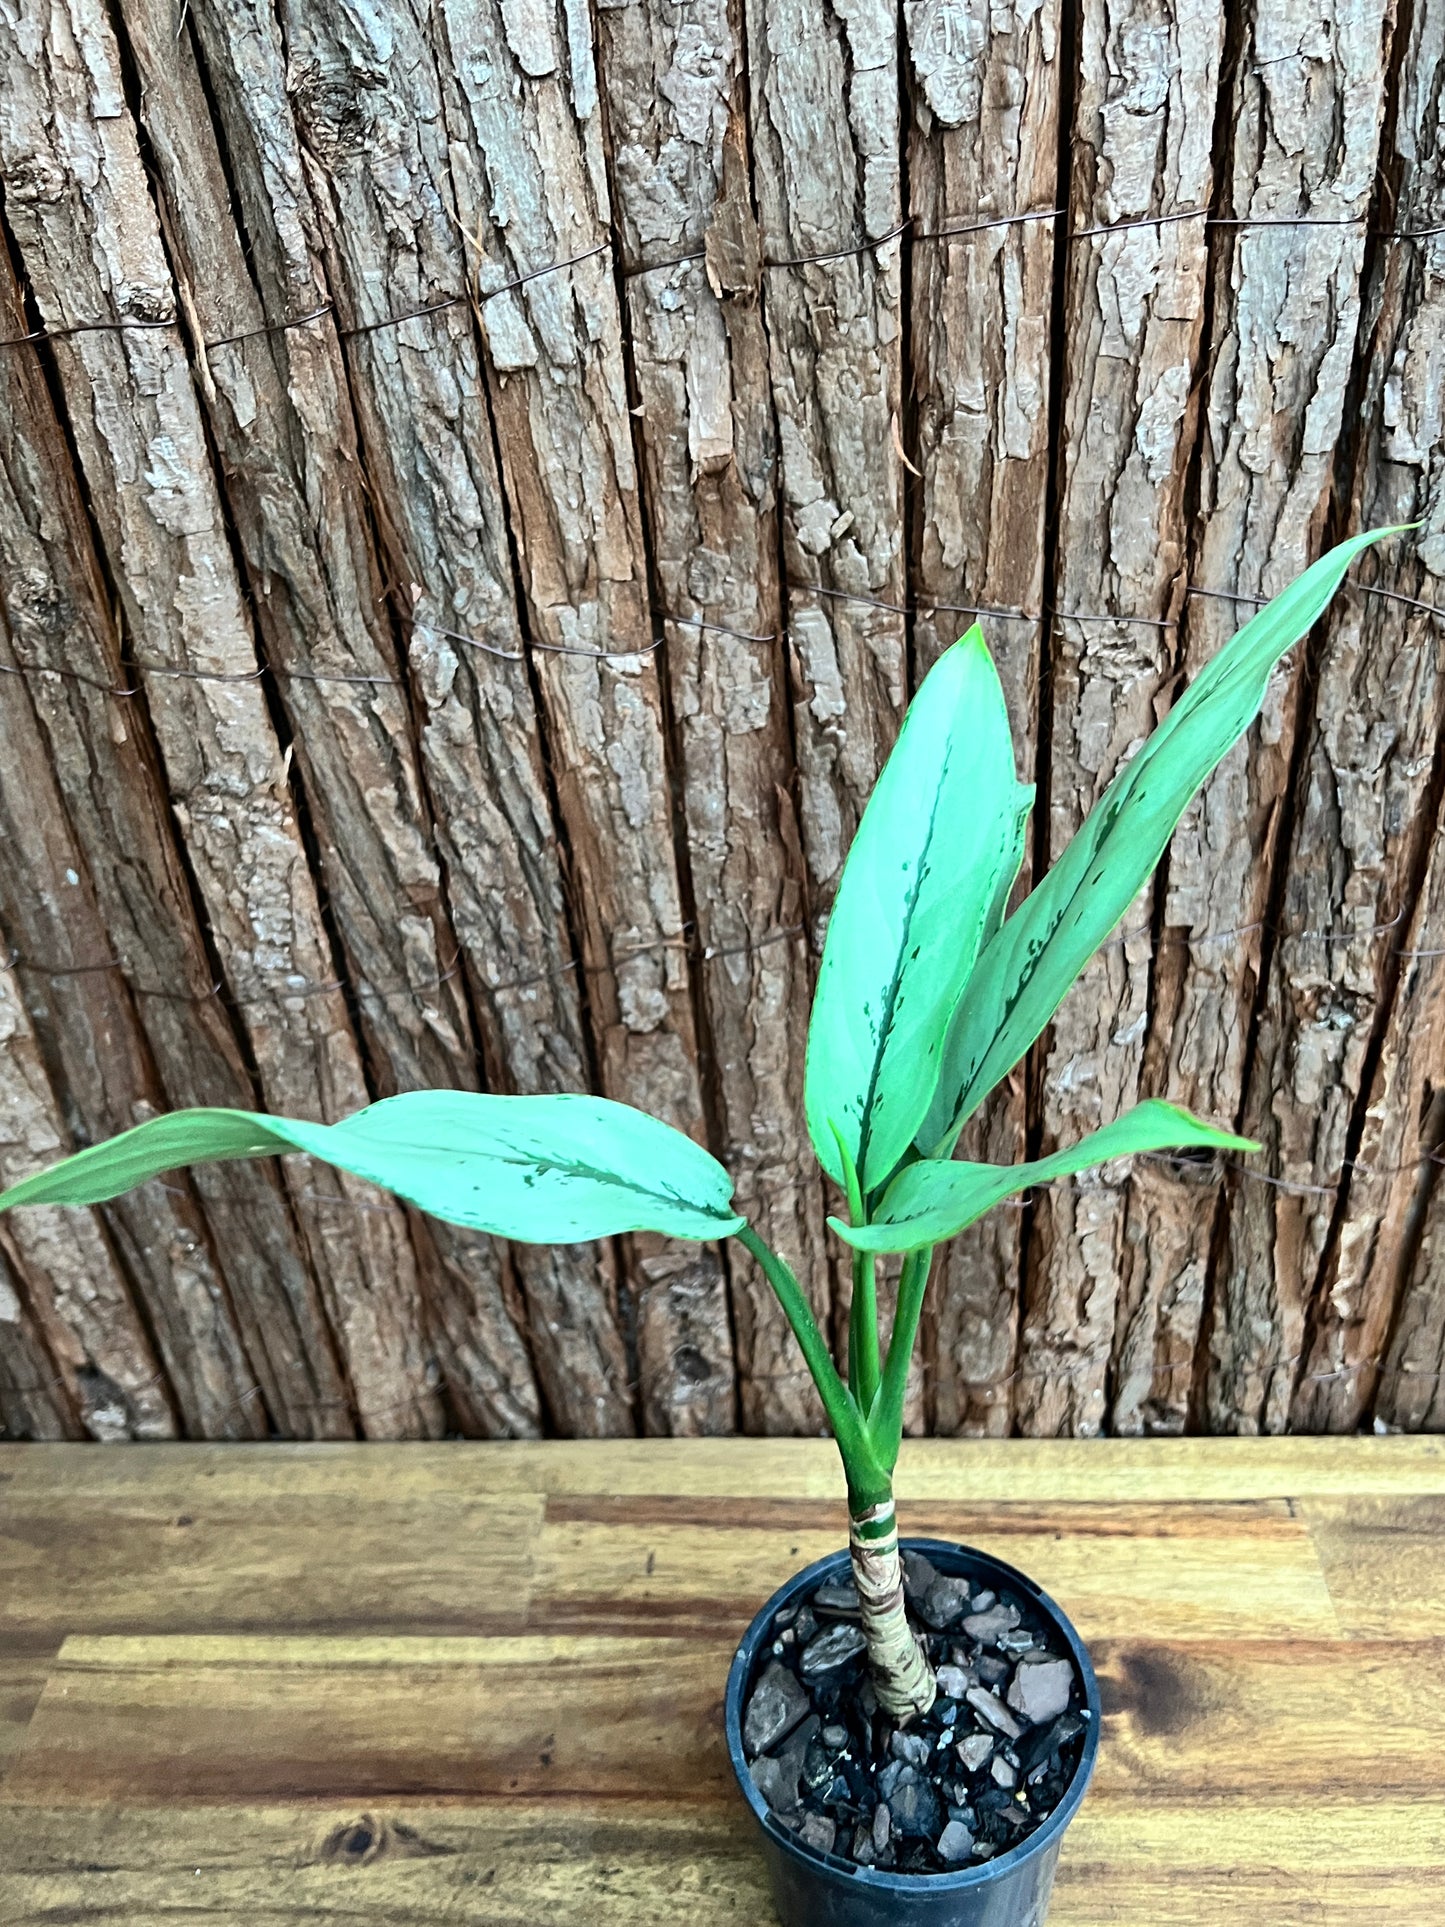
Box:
[1,0,1443,1442]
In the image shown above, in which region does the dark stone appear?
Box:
[1007,1653,1074,1725]
[743,1660,810,1757]
[976,1653,1010,1689]
[887,1775,943,1839]
[821,1722,849,1751]
[797,1812,837,1856]
[961,1602,1022,1648]
[956,1732,994,1773]
[748,1714,819,1816]
[889,1730,930,1768]
[851,1821,877,1865]
[901,1550,939,1603]
[813,1581,861,1618]
[934,1662,973,1700]
[918,1574,973,1629]
[800,1621,867,1676]
[1018,1710,1085,1780]
[936,1817,974,1865]
[965,1686,1025,1739]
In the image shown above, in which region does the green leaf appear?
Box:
[805,628,1032,1194]
[833,1101,1258,1253]
[0,1093,745,1244]
[919,526,1406,1155]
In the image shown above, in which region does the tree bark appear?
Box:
[1193,0,1396,1435]
[743,0,908,924]
[0,0,442,1441]
[0,959,176,1441]
[1273,0,1445,1433]
[905,0,1061,1435]
[1022,0,1224,1436]
[0,1241,79,1441]
[593,0,828,1431]
[115,0,543,1441]
[0,244,356,1441]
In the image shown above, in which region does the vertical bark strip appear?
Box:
[906,0,1061,1435]
[115,0,543,1441]
[1340,824,1445,1433]
[426,0,737,1428]
[427,0,703,1125]
[0,0,441,1440]
[1023,0,1225,1437]
[0,961,175,1441]
[594,0,828,1431]
[1277,0,1445,1433]
[1195,1,1396,1435]
[0,244,355,1441]
[0,1242,79,1441]
[743,0,908,922]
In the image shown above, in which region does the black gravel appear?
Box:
[741,1549,1089,1876]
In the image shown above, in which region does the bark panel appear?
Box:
[1197,1,1399,1434]
[743,0,908,922]
[117,0,543,1441]
[905,0,1061,1435]
[0,244,354,1441]
[0,0,441,1440]
[1022,0,1225,1437]
[594,0,828,1431]
[0,960,175,1441]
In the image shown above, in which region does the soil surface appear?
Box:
[741,1549,1089,1874]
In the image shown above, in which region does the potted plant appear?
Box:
[0,528,1397,1923]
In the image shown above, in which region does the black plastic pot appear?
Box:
[725,1538,1099,1927]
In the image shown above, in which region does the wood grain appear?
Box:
[2,1439,1443,1925]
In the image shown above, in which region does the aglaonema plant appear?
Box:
[0,527,1398,1722]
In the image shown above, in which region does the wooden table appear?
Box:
[1,1437,1442,1923]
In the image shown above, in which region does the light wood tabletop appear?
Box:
[2,1437,1442,1923]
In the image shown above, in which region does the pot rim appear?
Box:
[724,1536,1101,1896]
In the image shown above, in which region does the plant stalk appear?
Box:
[849,1489,936,1719]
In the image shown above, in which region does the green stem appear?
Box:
[734,1224,889,1507]
[848,1247,881,1411]
[869,1243,936,1471]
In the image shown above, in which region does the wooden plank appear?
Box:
[0,1487,541,1642]
[530,1494,1341,1640]
[116,0,543,1442]
[905,0,1061,1438]
[1185,1,1395,1436]
[4,1435,1443,1505]
[1303,1494,1445,1638]
[0,1802,769,1925]
[1024,0,1225,1436]
[0,1,441,1441]
[0,1795,1439,1926]
[593,0,829,1434]
[0,1794,1436,1925]
[0,236,354,1445]
[4,1634,736,1804]
[8,1627,1439,1806]
[0,1654,51,1788]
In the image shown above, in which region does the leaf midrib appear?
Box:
[854,756,950,1190]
